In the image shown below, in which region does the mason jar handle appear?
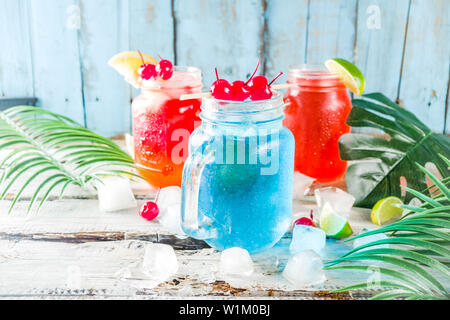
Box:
[181,145,215,239]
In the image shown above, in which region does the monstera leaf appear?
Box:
[339,93,450,208]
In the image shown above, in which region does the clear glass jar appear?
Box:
[283,65,352,182]
[131,66,203,188]
[181,92,295,253]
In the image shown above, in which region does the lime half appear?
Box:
[325,58,365,96]
[371,196,404,226]
[319,203,353,239]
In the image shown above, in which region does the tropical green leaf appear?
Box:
[339,92,450,208]
[0,106,141,213]
[330,158,450,300]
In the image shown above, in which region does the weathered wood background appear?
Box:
[0,0,449,137]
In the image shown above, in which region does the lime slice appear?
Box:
[319,203,353,238]
[371,196,404,226]
[108,51,157,88]
[325,58,365,96]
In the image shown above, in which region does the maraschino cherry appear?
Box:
[140,188,161,221]
[138,51,174,81]
[294,210,316,227]
[140,201,159,221]
[230,80,250,101]
[138,50,157,80]
[156,55,174,80]
[248,72,283,101]
[209,60,283,101]
[211,68,231,100]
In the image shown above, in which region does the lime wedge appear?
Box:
[319,203,353,238]
[371,196,404,226]
[325,58,365,96]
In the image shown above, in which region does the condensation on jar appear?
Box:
[131,66,203,188]
[283,64,352,183]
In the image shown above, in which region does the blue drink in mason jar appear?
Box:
[181,92,294,253]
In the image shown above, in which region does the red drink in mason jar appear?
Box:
[131,66,202,188]
[283,65,352,182]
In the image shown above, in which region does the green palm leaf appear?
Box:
[327,157,450,300]
[0,106,140,213]
[339,92,450,208]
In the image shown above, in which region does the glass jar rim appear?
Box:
[141,66,202,89]
[288,64,338,79]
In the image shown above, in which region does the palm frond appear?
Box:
[326,155,450,300]
[0,106,139,213]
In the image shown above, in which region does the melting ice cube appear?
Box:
[315,187,355,215]
[156,186,181,209]
[292,172,315,198]
[219,247,254,276]
[157,203,186,236]
[96,176,137,212]
[353,228,390,250]
[290,225,326,255]
[402,197,422,216]
[155,187,185,236]
[282,250,326,287]
[142,243,178,281]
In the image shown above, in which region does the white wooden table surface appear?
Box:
[0,143,381,300]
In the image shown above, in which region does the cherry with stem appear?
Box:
[244,59,261,86]
[268,72,284,86]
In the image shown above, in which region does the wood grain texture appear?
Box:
[264,0,309,79]
[0,0,34,97]
[0,240,376,299]
[305,0,358,64]
[174,0,265,87]
[398,0,450,133]
[0,197,380,299]
[28,0,85,125]
[79,0,131,136]
[355,0,410,99]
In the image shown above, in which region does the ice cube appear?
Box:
[290,225,326,255]
[408,197,422,208]
[315,187,355,214]
[96,176,137,212]
[157,203,186,236]
[142,243,178,281]
[353,228,389,250]
[292,172,315,198]
[219,247,254,276]
[403,197,422,216]
[156,186,181,209]
[282,250,326,287]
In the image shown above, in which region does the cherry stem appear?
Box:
[215,68,220,81]
[268,72,284,86]
[155,188,161,203]
[138,50,146,66]
[158,54,163,61]
[310,209,314,220]
[245,59,260,86]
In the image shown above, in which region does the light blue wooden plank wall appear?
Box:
[398,0,450,133]
[0,0,449,137]
[0,0,33,97]
[28,0,86,125]
[175,0,265,87]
